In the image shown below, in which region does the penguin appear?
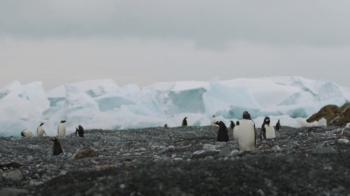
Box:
[21,129,33,138]
[211,115,217,125]
[233,111,256,152]
[36,123,46,137]
[57,120,66,138]
[182,117,188,127]
[50,137,63,156]
[261,117,275,139]
[230,121,235,130]
[164,124,168,128]
[236,121,240,126]
[75,125,84,137]
[276,120,281,131]
[214,121,229,142]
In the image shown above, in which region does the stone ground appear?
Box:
[0,125,349,195]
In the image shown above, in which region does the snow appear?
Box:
[0,76,349,137]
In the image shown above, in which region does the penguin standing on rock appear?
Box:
[75,125,84,137]
[21,129,33,138]
[233,111,256,152]
[276,120,281,131]
[214,121,229,142]
[37,123,46,137]
[57,120,66,138]
[50,137,63,156]
[261,117,275,139]
[182,117,188,127]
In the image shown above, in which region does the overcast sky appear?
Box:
[1,0,350,90]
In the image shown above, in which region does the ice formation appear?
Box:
[0,76,349,137]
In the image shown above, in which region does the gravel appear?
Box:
[0,125,349,195]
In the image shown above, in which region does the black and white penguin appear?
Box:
[21,129,33,138]
[276,119,281,130]
[50,137,63,156]
[233,111,256,151]
[75,125,84,137]
[230,121,235,130]
[214,121,229,142]
[57,120,66,138]
[211,115,217,125]
[36,123,46,137]
[261,117,275,139]
[182,117,188,127]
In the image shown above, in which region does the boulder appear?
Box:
[307,103,350,126]
[74,149,99,159]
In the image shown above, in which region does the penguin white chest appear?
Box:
[265,125,275,138]
[234,120,256,151]
[37,126,45,137]
[57,123,66,137]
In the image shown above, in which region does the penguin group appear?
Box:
[20,120,85,156]
[207,112,281,152]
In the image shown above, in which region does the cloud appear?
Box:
[0,38,349,90]
[1,1,350,49]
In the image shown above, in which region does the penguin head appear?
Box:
[60,120,66,123]
[264,117,270,123]
[212,115,215,117]
[39,123,44,126]
[214,121,221,126]
[236,121,240,125]
[50,137,58,142]
[184,117,187,119]
[242,111,251,120]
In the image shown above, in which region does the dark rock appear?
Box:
[0,188,28,196]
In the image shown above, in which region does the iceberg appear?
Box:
[0,76,349,137]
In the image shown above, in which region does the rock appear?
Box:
[204,156,214,160]
[0,188,28,196]
[271,145,282,152]
[173,158,183,161]
[219,146,232,157]
[230,150,241,157]
[74,149,99,159]
[203,144,216,151]
[307,103,350,126]
[160,145,175,153]
[256,189,265,196]
[314,145,337,154]
[29,179,44,186]
[192,150,219,159]
[2,169,23,181]
[338,139,349,144]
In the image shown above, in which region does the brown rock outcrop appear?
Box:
[74,149,99,159]
[307,103,350,126]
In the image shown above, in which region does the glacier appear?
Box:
[0,76,349,137]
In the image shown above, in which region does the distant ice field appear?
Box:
[0,76,348,137]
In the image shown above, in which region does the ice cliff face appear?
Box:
[0,76,348,137]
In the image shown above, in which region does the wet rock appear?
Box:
[271,145,282,152]
[219,146,232,157]
[314,145,337,154]
[2,169,23,181]
[0,188,28,196]
[338,139,349,144]
[74,149,99,159]
[203,144,216,151]
[192,150,219,159]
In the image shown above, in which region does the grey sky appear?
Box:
[0,1,350,90]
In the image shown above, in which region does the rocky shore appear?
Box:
[0,125,350,195]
